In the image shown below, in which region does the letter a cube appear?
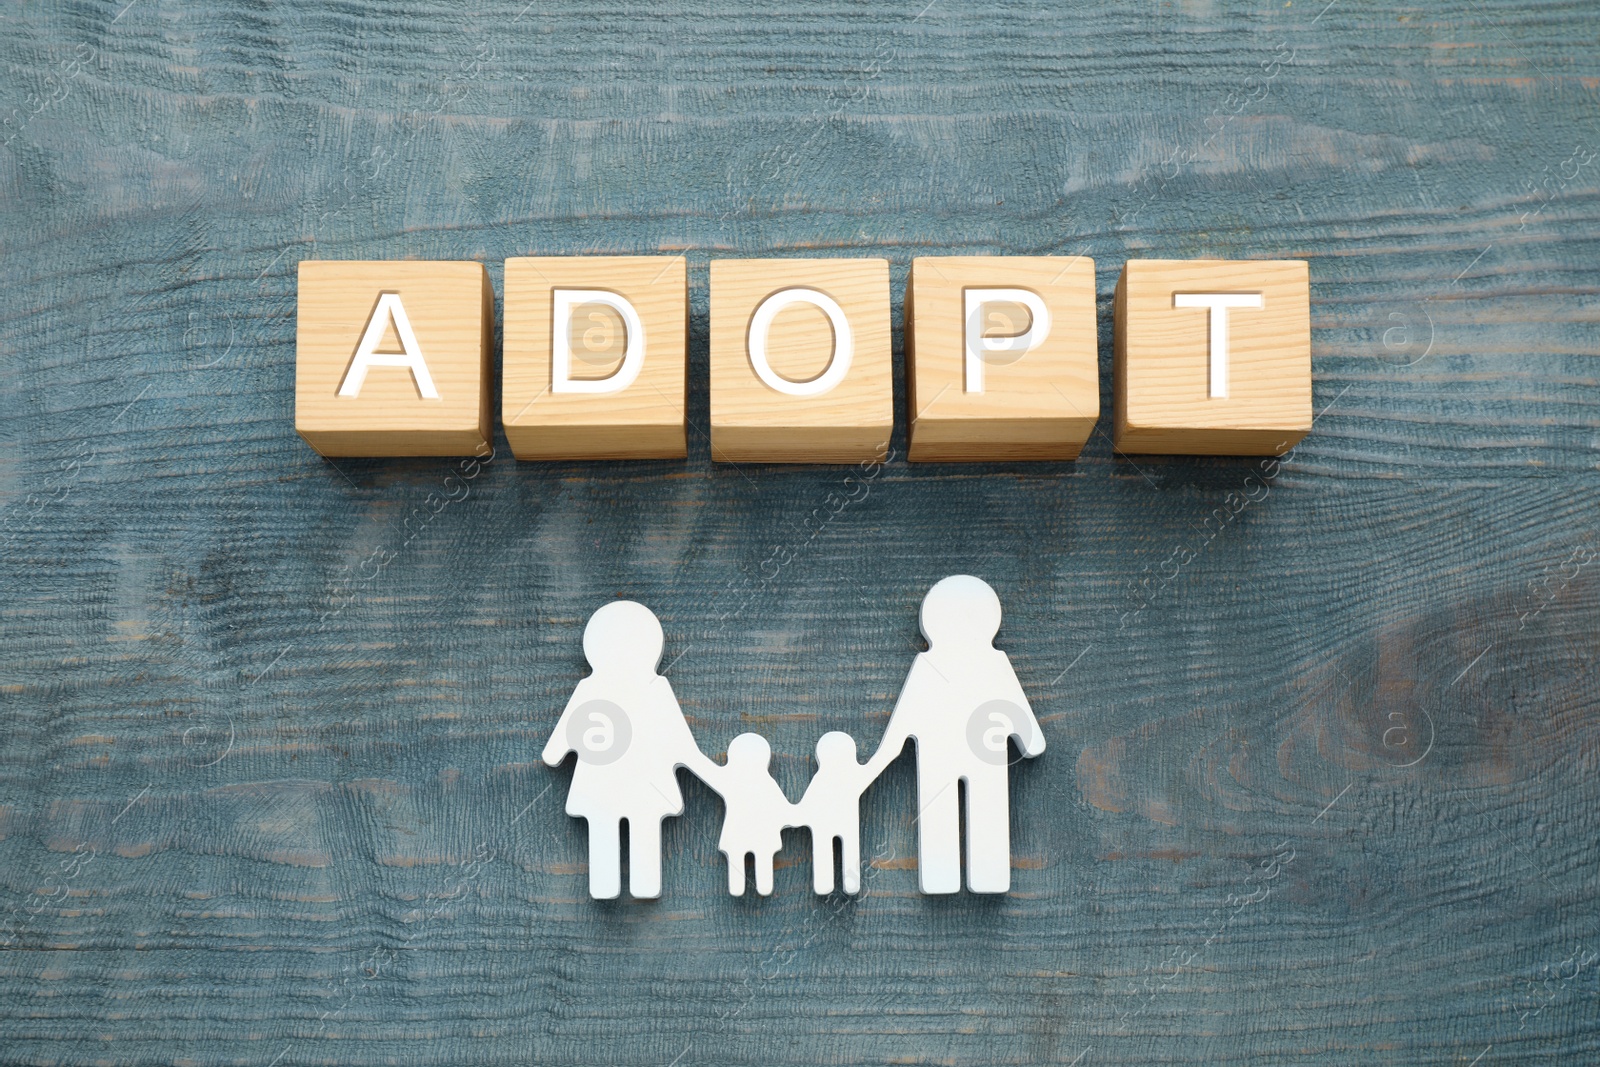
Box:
[1114,259,1311,456]
[502,256,688,460]
[709,258,892,464]
[295,261,494,457]
[906,256,1099,461]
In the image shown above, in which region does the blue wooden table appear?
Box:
[1,1,1597,1064]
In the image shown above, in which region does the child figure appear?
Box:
[796,731,881,894]
[698,733,796,896]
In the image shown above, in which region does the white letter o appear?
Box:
[747,287,853,397]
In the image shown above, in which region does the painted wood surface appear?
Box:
[1,1,1597,1064]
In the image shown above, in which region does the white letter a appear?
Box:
[338,292,440,399]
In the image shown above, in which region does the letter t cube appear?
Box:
[1114,259,1311,455]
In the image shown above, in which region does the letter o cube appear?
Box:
[709,258,892,464]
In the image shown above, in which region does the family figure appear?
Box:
[540,575,1046,899]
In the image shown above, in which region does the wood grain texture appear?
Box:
[709,258,893,462]
[1,1,1598,1065]
[907,256,1098,461]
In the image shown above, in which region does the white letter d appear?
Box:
[552,289,646,395]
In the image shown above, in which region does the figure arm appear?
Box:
[784,794,805,830]
[1000,655,1046,758]
[653,677,726,790]
[761,777,800,828]
[541,680,592,766]
[862,658,927,779]
[681,747,726,790]
[791,784,815,827]
[861,742,902,784]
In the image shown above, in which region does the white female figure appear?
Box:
[542,601,717,899]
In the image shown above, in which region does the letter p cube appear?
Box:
[905,256,1099,461]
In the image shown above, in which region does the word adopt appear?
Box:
[294,255,1313,464]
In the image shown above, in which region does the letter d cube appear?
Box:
[295,261,494,457]
[502,256,688,460]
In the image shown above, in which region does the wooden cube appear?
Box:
[906,256,1098,462]
[1114,259,1311,456]
[502,256,688,460]
[709,258,892,464]
[295,261,493,457]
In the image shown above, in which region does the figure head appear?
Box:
[919,574,1002,649]
[815,731,858,768]
[582,600,665,674]
[725,732,771,770]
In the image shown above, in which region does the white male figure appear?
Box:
[866,575,1045,893]
[542,601,719,900]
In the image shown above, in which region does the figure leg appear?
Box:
[917,777,961,894]
[726,850,746,896]
[964,772,1011,894]
[628,817,663,899]
[840,828,862,895]
[587,818,622,900]
[811,829,835,895]
[755,851,775,896]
